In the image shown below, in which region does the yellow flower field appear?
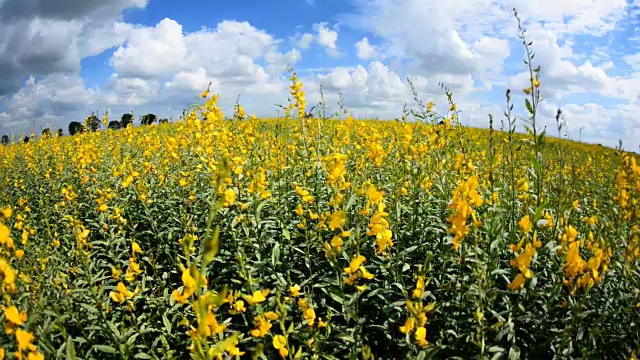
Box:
[1,14,640,360]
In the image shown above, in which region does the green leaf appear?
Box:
[334,333,355,343]
[525,98,534,115]
[508,346,521,360]
[80,303,99,314]
[162,314,172,333]
[271,242,281,266]
[202,225,220,266]
[93,345,117,354]
[65,337,77,360]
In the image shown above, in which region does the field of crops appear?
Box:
[3,29,640,359]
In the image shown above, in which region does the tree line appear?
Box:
[1,113,169,145]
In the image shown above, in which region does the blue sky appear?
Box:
[1,0,640,150]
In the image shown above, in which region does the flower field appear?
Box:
[2,20,640,360]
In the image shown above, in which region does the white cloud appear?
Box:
[313,22,338,49]
[0,0,146,95]
[0,0,147,21]
[624,53,640,70]
[2,0,640,152]
[472,36,510,74]
[165,67,220,93]
[291,23,342,57]
[315,61,410,115]
[103,74,161,106]
[355,37,376,60]
[313,23,341,57]
[0,74,97,132]
[109,18,300,93]
[0,16,304,134]
[296,33,314,49]
[111,18,187,79]
[264,48,302,75]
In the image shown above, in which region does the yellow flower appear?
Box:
[572,200,580,210]
[295,204,304,216]
[399,317,415,334]
[21,230,28,245]
[0,259,16,293]
[2,207,12,219]
[518,215,532,234]
[172,267,203,303]
[412,276,425,298]
[507,273,526,290]
[329,211,346,230]
[3,306,26,325]
[303,307,316,326]
[289,284,301,297]
[110,282,138,304]
[28,352,45,360]
[0,224,12,247]
[359,266,375,280]
[330,236,343,251]
[223,188,237,207]
[15,329,34,351]
[98,203,108,212]
[243,289,270,305]
[273,335,288,358]
[415,326,428,347]
[344,254,366,274]
[516,177,529,192]
[249,315,272,337]
[131,242,142,254]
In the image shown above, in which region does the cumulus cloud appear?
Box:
[297,33,314,49]
[0,0,143,95]
[291,23,341,57]
[0,74,96,132]
[108,18,302,98]
[0,0,147,21]
[0,14,303,133]
[313,23,338,50]
[1,0,640,152]
[315,61,409,115]
[355,37,376,60]
[624,53,640,70]
[110,18,188,79]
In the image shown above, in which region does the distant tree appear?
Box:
[159,118,169,124]
[57,129,63,137]
[108,121,122,130]
[69,121,83,135]
[41,128,51,137]
[121,113,134,128]
[23,136,29,144]
[140,113,157,126]
[1,135,9,146]
[85,114,101,132]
